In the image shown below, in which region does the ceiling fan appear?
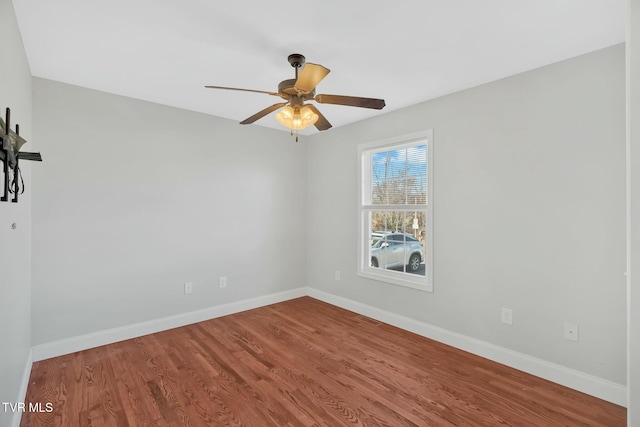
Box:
[205,53,385,140]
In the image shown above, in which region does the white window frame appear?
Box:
[357,130,433,292]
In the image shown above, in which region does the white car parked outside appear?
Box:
[370,232,423,272]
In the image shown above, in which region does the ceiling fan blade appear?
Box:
[315,94,386,110]
[240,102,288,125]
[306,104,332,131]
[295,63,330,93]
[205,85,280,97]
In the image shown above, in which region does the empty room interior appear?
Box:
[2,0,640,426]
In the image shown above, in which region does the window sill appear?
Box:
[358,267,433,292]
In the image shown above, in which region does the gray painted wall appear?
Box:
[31,79,308,344]
[0,0,32,425]
[628,0,640,422]
[307,45,627,385]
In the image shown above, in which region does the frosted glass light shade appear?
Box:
[275,105,318,130]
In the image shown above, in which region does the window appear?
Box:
[358,130,433,291]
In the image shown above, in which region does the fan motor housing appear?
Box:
[278,79,315,99]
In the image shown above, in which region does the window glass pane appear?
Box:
[368,210,425,276]
[370,144,427,205]
[370,210,425,237]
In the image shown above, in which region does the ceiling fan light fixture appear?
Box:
[275,105,318,131]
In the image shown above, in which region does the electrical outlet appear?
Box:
[184,282,193,295]
[219,276,227,288]
[501,307,513,325]
[334,270,341,281]
[564,322,579,342]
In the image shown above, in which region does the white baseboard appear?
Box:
[307,288,628,407]
[11,348,33,427]
[32,287,307,362]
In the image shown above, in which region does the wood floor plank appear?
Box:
[21,297,626,426]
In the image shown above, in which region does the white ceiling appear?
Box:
[12,0,626,135]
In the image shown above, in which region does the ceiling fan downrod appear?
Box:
[288,53,305,80]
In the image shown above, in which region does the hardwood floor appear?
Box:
[21,297,625,426]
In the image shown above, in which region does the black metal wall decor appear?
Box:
[0,107,42,203]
